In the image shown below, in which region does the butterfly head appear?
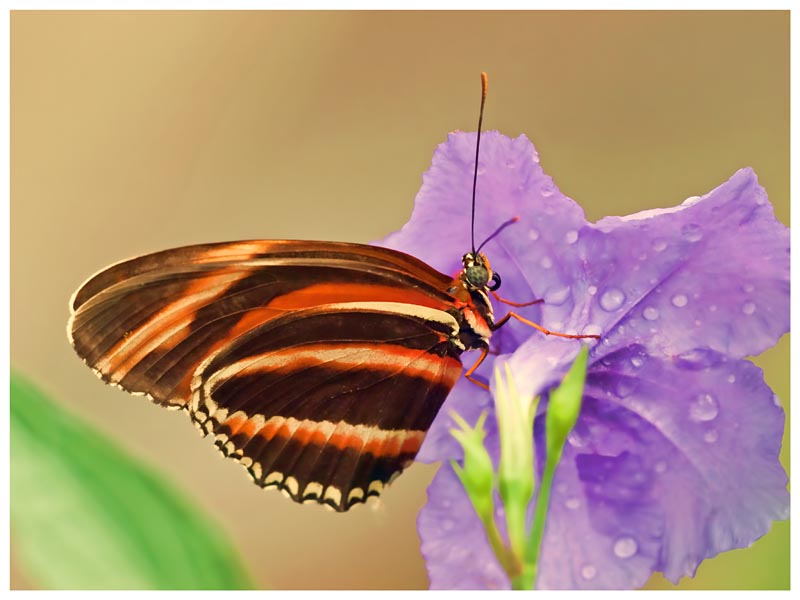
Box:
[461,251,501,292]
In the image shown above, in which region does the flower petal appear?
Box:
[574,168,789,360]
[537,344,788,587]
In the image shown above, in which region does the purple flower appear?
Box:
[377,132,789,589]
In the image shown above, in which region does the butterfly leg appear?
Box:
[491,291,544,308]
[493,311,601,340]
[464,347,490,391]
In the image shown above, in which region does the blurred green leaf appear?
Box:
[10,371,253,590]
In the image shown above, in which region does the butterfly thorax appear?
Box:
[447,251,497,351]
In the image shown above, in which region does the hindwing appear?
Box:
[191,302,464,511]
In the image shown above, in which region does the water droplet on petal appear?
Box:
[540,256,553,269]
[581,565,597,580]
[564,230,579,244]
[614,378,635,398]
[643,307,659,321]
[565,497,580,510]
[600,287,626,311]
[671,294,688,308]
[682,223,703,242]
[631,357,644,368]
[613,536,638,559]
[675,348,721,370]
[652,239,667,252]
[709,304,718,312]
[742,302,756,315]
[654,460,667,474]
[588,285,598,296]
[546,286,571,306]
[772,394,782,407]
[528,229,540,241]
[704,429,719,444]
[727,374,736,383]
[742,283,755,293]
[689,393,719,422]
[568,430,588,448]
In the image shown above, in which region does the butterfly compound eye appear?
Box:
[465,264,490,288]
[488,272,501,291]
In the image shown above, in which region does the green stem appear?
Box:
[525,446,563,588]
[479,512,519,578]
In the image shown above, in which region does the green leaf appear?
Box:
[10,371,253,590]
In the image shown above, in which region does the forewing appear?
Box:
[68,240,455,408]
[190,302,464,512]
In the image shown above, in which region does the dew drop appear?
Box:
[654,460,667,474]
[581,565,597,580]
[564,230,579,244]
[652,239,667,252]
[674,348,720,370]
[613,536,638,559]
[682,223,703,242]
[540,256,553,269]
[772,394,781,407]
[704,429,719,444]
[643,307,660,321]
[614,378,635,398]
[588,285,598,296]
[671,294,688,308]
[689,393,719,422]
[742,283,755,293]
[600,287,626,311]
[547,286,571,306]
[709,304,718,312]
[742,302,756,315]
[631,357,644,368]
[541,183,554,197]
[727,374,736,383]
[528,229,540,241]
[567,430,588,448]
[565,497,581,510]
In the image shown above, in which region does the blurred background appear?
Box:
[10,10,789,589]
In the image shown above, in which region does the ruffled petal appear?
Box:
[574,168,789,360]
[419,344,788,589]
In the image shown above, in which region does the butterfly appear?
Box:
[68,73,597,512]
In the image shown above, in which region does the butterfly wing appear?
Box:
[191,301,463,511]
[68,240,456,409]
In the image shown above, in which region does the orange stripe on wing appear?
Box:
[208,413,425,460]
[205,343,462,392]
[266,282,451,312]
[94,268,251,382]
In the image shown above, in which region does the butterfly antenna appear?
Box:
[477,215,519,253]
[471,72,488,256]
